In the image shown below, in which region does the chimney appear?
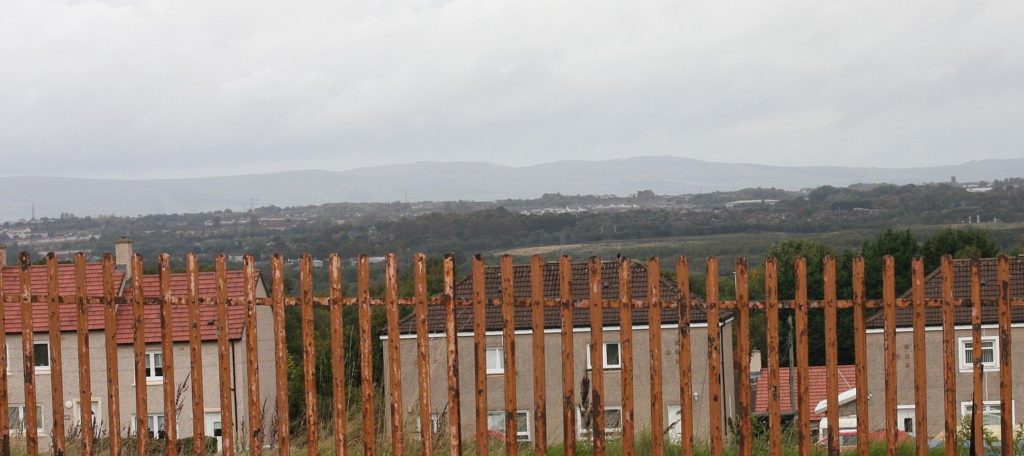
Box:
[115,237,133,276]
[0,244,6,267]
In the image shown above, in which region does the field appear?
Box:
[491,223,1024,273]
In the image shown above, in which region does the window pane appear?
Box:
[486,348,503,371]
[517,412,528,434]
[606,343,620,366]
[33,344,49,367]
[9,407,22,431]
[981,346,994,363]
[487,412,505,432]
[606,409,622,429]
[147,353,164,378]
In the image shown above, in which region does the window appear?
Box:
[9,405,44,434]
[430,413,442,434]
[487,410,530,441]
[74,399,102,431]
[145,352,164,381]
[33,342,50,370]
[959,337,998,370]
[586,342,622,369]
[961,401,1015,424]
[896,405,916,435]
[133,414,167,439]
[577,406,624,436]
[416,412,443,437]
[666,405,683,442]
[486,347,504,374]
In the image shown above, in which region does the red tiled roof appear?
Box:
[112,301,246,344]
[1,263,125,297]
[123,270,251,299]
[753,365,856,422]
[453,260,686,301]
[3,299,246,343]
[2,265,249,342]
[868,257,1024,329]
[398,260,720,335]
[3,302,108,333]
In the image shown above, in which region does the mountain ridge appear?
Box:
[2,156,1021,220]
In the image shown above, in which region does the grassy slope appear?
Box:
[490,223,1024,273]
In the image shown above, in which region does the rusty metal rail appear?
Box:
[0,251,1019,455]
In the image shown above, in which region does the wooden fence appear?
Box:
[0,251,1018,455]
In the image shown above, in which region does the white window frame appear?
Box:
[431,413,441,434]
[666,404,683,442]
[73,398,103,431]
[145,351,164,383]
[416,412,443,437]
[33,340,51,372]
[486,410,530,441]
[132,414,167,439]
[961,400,1016,424]
[958,336,999,371]
[9,405,45,434]
[586,342,622,370]
[896,405,917,435]
[485,346,505,375]
[577,406,624,436]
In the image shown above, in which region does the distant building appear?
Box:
[815,257,1024,440]
[383,260,737,444]
[0,240,274,453]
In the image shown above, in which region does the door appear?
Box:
[205,412,223,453]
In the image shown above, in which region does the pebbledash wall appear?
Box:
[2,303,276,448]
[3,317,276,451]
[385,315,737,444]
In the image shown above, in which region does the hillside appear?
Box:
[2,156,1023,220]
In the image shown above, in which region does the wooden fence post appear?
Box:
[215,255,236,456]
[619,258,634,456]
[500,255,518,456]
[676,257,693,456]
[765,257,781,456]
[300,254,319,455]
[159,253,179,456]
[706,257,723,455]
[414,253,433,456]
[647,257,664,456]
[559,256,577,456]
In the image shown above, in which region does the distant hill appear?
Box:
[2,156,1022,220]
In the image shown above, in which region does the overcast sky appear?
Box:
[1,0,1022,179]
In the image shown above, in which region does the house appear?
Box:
[0,240,275,453]
[752,365,857,441]
[818,257,1024,440]
[383,260,736,445]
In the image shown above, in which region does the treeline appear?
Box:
[682,227,1002,368]
[276,226,1004,424]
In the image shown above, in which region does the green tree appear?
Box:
[921,227,999,268]
[761,240,835,366]
[861,228,919,299]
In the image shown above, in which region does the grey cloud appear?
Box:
[0,0,1021,178]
